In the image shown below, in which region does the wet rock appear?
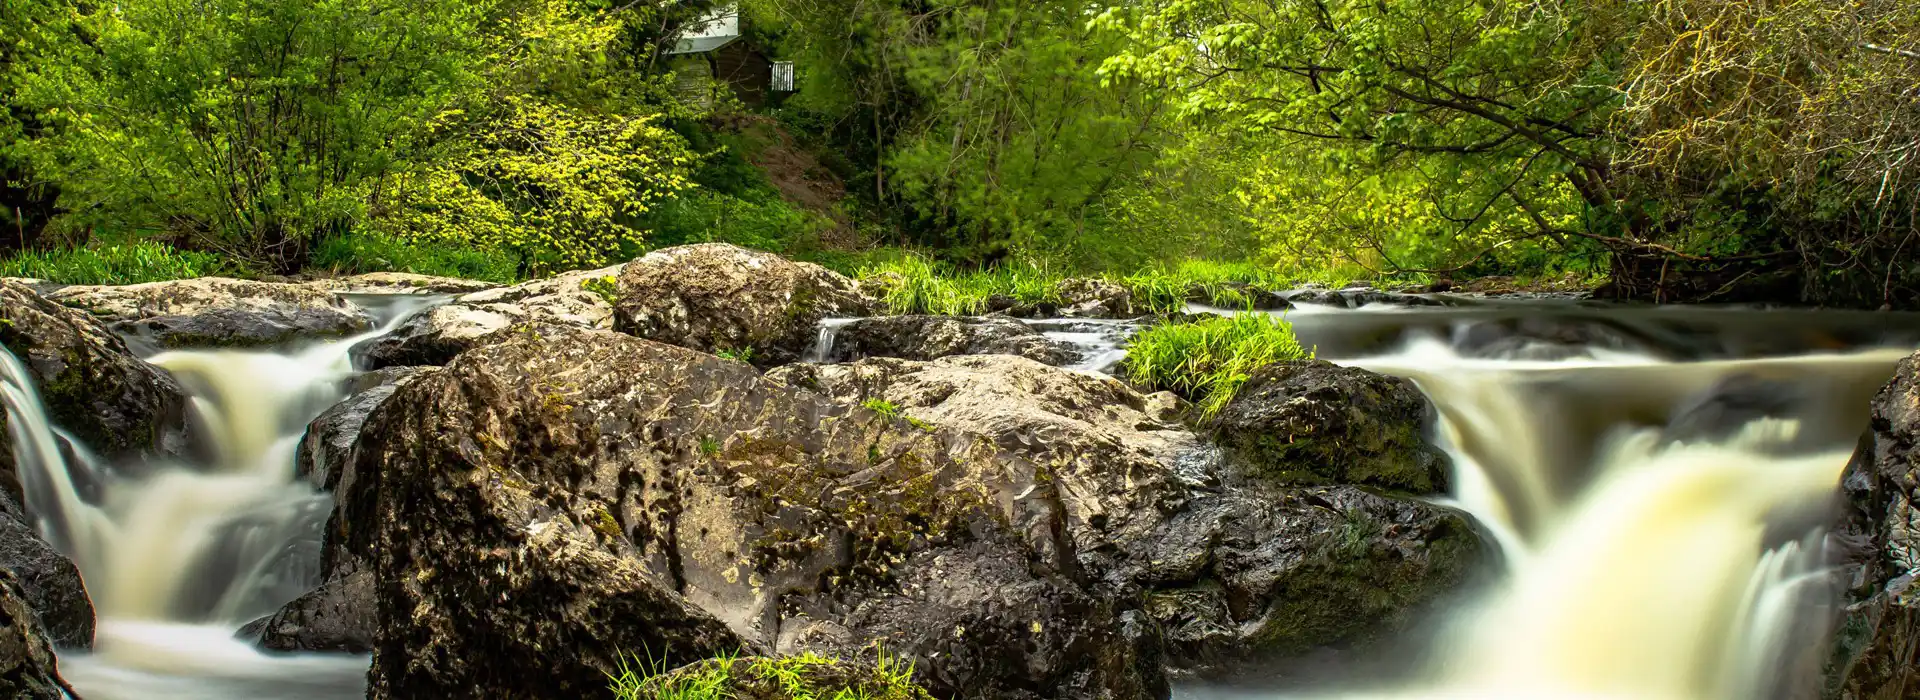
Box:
[1055,278,1133,319]
[1455,315,1648,361]
[638,656,935,700]
[353,264,621,369]
[45,277,372,349]
[1285,286,1444,309]
[0,280,195,501]
[0,569,73,700]
[1133,487,1483,671]
[1211,360,1450,495]
[1662,374,1811,446]
[304,272,500,296]
[827,316,1079,365]
[295,367,437,491]
[772,355,1485,676]
[241,566,375,654]
[351,328,1163,700]
[1827,350,1920,699]
[614,243,876,367]
[1188,282,1291,311]
[0,495,91,649]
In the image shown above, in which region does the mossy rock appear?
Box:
[628,655,934,700]
[1210,359,1449,494]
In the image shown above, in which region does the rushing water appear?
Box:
[0,298,436,700]
[2,292,1918,699]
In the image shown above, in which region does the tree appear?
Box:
[0,0,74,253]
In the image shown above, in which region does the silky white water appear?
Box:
[0,301,435,700]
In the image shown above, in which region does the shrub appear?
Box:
[311,231,523,284]
[1124,314,1311,417]
[643,189,826,254]
[610,652,928,700]
[0,241,230,284]
[858,255,1063,316]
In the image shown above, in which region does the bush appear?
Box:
[311,231,523,283]
[610,652,929,700]
[0,241,230,284]
[1124,314,1311,417]
[643,189,826,254]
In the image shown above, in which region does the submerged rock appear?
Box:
[0,569,73,700]
[1827,351,1920,699]
[614,243,875,366]
[353,264,621,369]
[45,277,372,349]
[826,315,1078,365]
[774,355,1487,676]
[1285,287,1444,309]
[1211,360,1450,495]
[351,328,1161,700]
[0,280,194,500]
[0,495,91,650]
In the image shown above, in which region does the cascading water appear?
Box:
[0,298,436,700]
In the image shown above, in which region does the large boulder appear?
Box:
[826,316,1078,366]
[772,355,1487,676]
[1211,360,1451,495]
[354,265,620,369]
[0,569,72,700]
[0,280,194,501]
[45,277,372,349]
[350,328,1162,700]
[614,244,876,366]
[0,495,90,650]
[1827,351,1920,699]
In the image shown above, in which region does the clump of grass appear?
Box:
[716,346,756,363]
[0,241,230,284]
[312,230,524,283]
[860,398,934,431]
[858,255,1062,316]
[1124,313,1311,417]
[611,651,928,700]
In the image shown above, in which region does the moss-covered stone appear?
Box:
[613,243,876,367]
[1210,359,1450,494]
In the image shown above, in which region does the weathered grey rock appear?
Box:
[296,367,436,492]
[773,355,1486,676]
[0,569,72,700]
[46,277,372,349]
[0,280,195,501]
[1828,351,1920,699]
[304,272,500,296]
[0,495,90,650]
[354,265,620,369]
[351,328,1162,700]
[614,244,875,366]
[1055,278,1133,319]
[1211,360,1451,495]
[241,566,375,654]
[828,316,1078,365]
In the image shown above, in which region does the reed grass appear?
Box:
[1123,313,1310,417]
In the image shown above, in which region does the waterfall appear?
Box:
[0,297,438,700]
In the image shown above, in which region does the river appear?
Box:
[3,293,1917,699]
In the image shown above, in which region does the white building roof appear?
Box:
[665,5,742,56]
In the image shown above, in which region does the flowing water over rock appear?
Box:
[3,286,1918,699]
[0,297,437,700]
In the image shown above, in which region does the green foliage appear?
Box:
[858,255,1062,316]
[580,275,622,307]
[0,241,230,285]
[611,652,927,700]
[698,436,722,457]
[861,398,933,431]
[643,189,827,254]
[1124,314,1310,417]
[313,231,523,284]
[716,346,757,364]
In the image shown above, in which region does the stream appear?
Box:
[3,293,1918,699]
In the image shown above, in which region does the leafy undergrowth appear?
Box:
[611,652,931,700]
[857,254,1300,316]
[312,230,525,283]
[0,241,233,284]
[1124,313,1311,416]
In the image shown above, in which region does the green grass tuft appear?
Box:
[0,241,231,284]
[610,650,928,700]
[312,230,524,283]
[1123,313,1312,417]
